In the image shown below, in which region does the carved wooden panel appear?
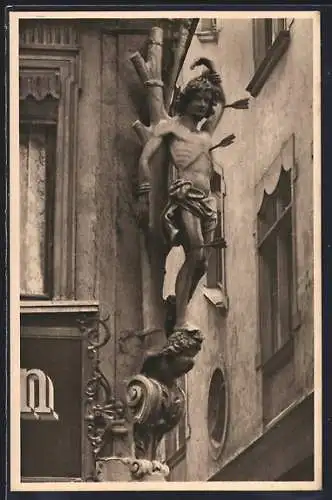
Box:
[20,69,61,101]
[19,21,79,50]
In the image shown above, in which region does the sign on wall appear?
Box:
[21,336,83,479]
[21,368,59,421]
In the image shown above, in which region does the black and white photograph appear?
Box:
[9,10,321,490]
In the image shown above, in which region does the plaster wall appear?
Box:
[167,17,315,481]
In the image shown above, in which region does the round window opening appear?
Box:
[207,368,227,451]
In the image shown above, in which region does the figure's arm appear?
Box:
[201,102,225,135]
[137,134,163,194]
[189,59,224,135]
[136,121,171,229]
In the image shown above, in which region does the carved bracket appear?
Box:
[126,374,186,461]
[124,296,203,463]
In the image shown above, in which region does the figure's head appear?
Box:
[176,73,226,120]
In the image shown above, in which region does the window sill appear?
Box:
[256,335,294,377]
[203,285,229,313]
[246,29,291,98]
[20,300,99,315]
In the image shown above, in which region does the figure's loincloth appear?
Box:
[161,179,218,247]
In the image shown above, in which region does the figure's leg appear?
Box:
[188,225,216,301]
[174,209,205,330]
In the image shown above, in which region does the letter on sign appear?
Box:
[21,369,59,421]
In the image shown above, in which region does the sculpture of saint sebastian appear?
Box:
[137,58,230,335]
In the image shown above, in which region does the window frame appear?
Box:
[255,135,300,374]
[257,170,293,363]
[19,30,81,300]
[207,366,229,460]
[203,168,228,312]
[246,18,291,98]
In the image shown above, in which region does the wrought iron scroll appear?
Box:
[78,314,128,481]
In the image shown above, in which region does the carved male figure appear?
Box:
[137,58,235,334]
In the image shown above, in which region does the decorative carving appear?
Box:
[126,458,170,481]
[140,328,204,384]
[19,70,61,101]
[78,315,128,481]
[99,456,170,481]
[126,374,186,459]
[19,21,79,49]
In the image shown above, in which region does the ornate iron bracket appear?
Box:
[78,314,128,481]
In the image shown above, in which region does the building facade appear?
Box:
[163,16,317,481]
[17,14,318,485]
[17,17,197,483]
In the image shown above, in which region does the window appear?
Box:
[258,169,292,359]
[253,18,287,69]
[207,172,224,288]
[206,209,223,288]
[256,135,300,370]
[19,20,80,300]
[20,106,57,298]
[207,367,228,459]
[196,18,220,43]
[246,18,291,97]
[203,170,228,311]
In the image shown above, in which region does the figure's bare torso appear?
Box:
[168,122,214,195]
